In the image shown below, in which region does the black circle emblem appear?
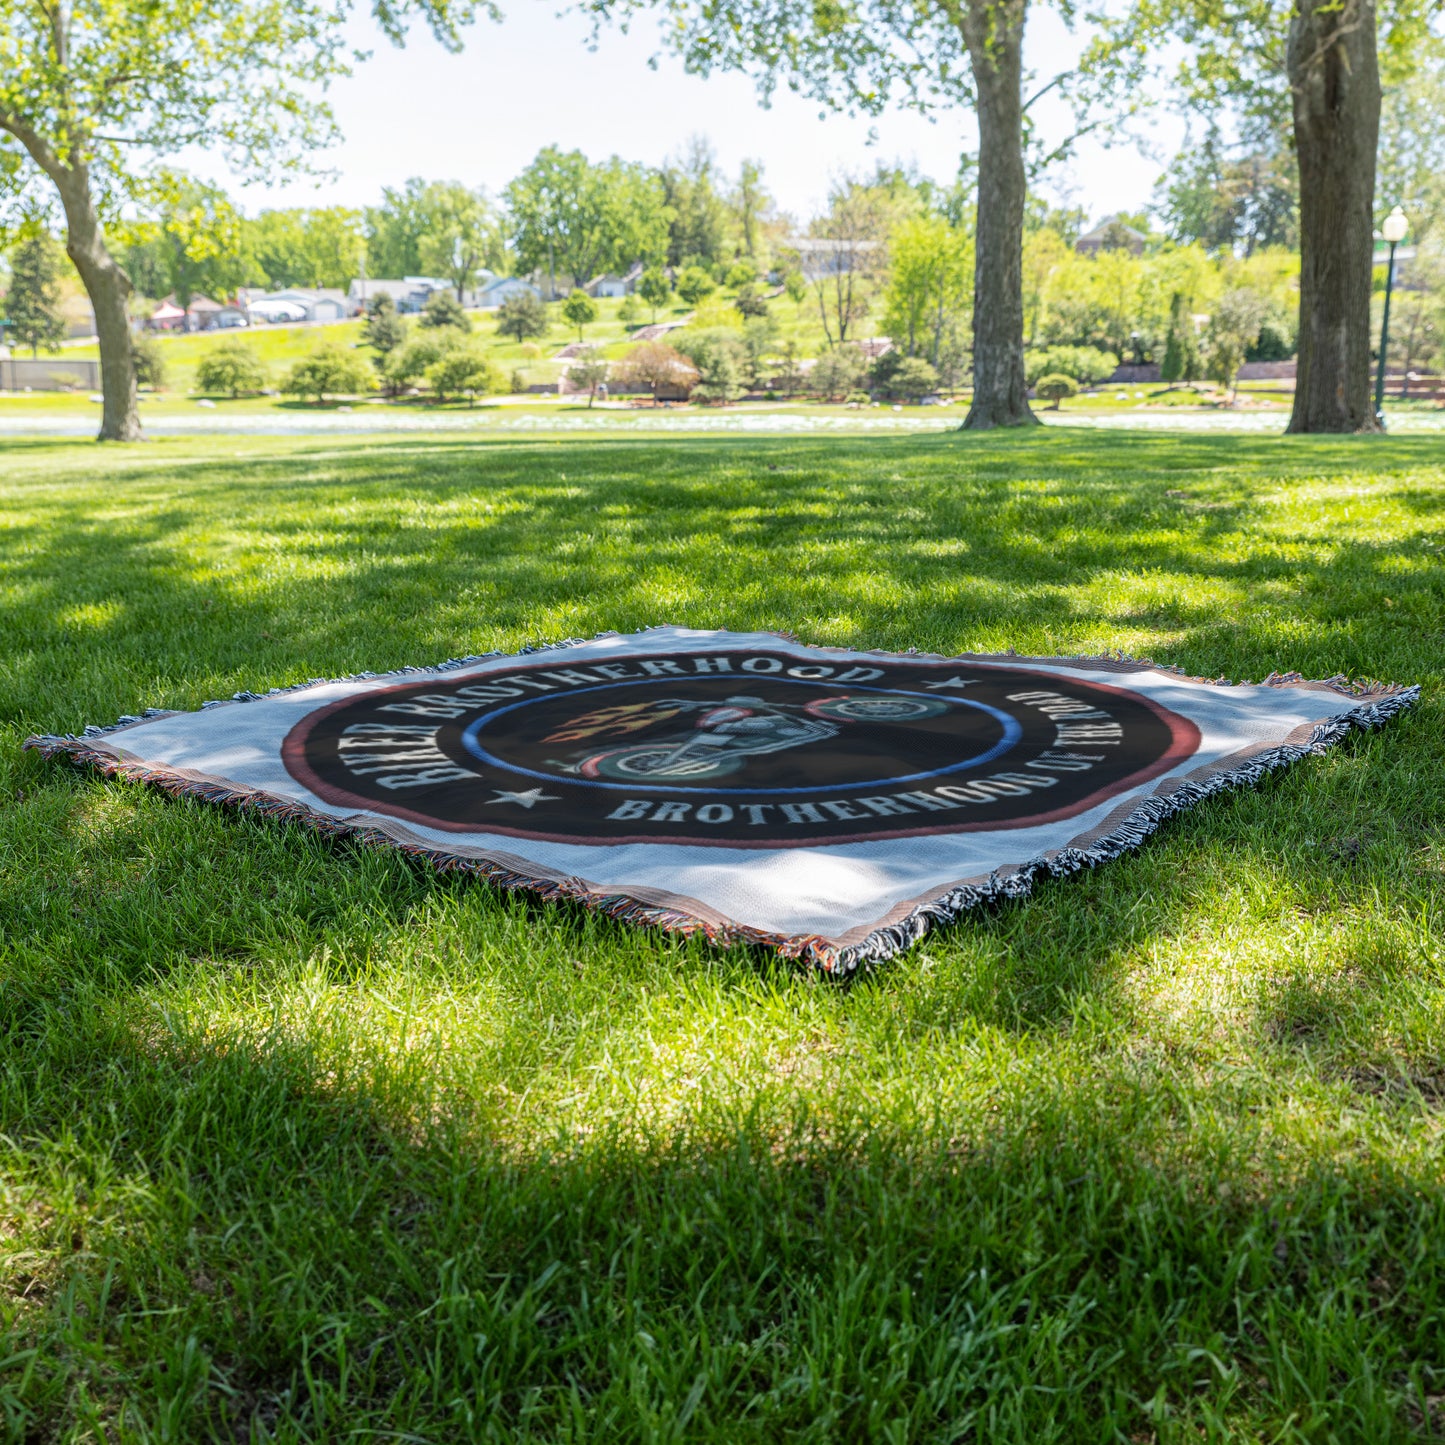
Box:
[282,650,1199,845]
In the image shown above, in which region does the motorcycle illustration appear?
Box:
[557,692,951,783]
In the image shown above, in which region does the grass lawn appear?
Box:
[2,429,1444,1442]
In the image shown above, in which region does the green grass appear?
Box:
[2,430,1444,1442]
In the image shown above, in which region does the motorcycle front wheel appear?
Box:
[805,695,950,722]
[580,745,747,782]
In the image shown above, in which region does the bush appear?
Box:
[672,327,746,403]
[1025,346,1115,387]
[426,346,503,405]
[733,283,769,319]
[1247,317,1294,362]
[282,345,373,403]
[891,356,940,401]
[131,335,167,390]
[195,341,267,397]
[725,259,759,287]
[420,291,470,332]
[845,390,872,406]
[618,293,644,329]
[1035,373,1079,409]
[808,345,870,400]
[676,266,717,306]
[510,368,528,394]
[362,296,407,357]
[382,334,452,393]
[612,341,699,398]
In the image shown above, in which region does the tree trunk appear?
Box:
[53,163,142,441]
[1286,0,1381,434]
[960,0,1038,431]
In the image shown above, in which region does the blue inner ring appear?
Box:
[459,680,1023,795]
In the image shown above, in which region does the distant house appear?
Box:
[586,262,644,299]
[1075,216,1147,257]
[347,277,450,314]
[785,237,880,283]
[244,287,349,322]
[475,277,543,310]
[149,295,229,332]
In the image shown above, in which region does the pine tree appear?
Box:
[5,230,68,357]
[1161,292,1201,388]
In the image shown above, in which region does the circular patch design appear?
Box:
[281,650,1200,845]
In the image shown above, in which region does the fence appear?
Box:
[0,357,101,392]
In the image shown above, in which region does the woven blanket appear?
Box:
[26,628,1417,973]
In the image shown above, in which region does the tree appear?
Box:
[673,327,746,401]
[612,340,699,400]
[4,227,66,356]
[121,176,247,308]
[675,265,716,306]
[196,341,268,397]
[882,215,972,382]
[382,333,453,393]
[1377,48,1445,248]
[495,291,548,342]
[740,314,779,387]
[1035,373,1078,409]
[1025,346,1115,386]
[1160,293,1202,386]
[783,269,808,311]
[728,158,773,263]
[618,292,644,329]
[505,147,670,293]
[578,0,1052,427]
[1094,0,1432,432]
[282,344,374,404]
[808,345,870,400]
[660,137,730,268]
[732,283,769,319]
[637,266,672,320]
[809,178,890,346]
[0,0,479,440]
[426,345,502,404]
[568,344,610,406]
[362,294,408,358]
[1205,288,1266,402]
[562,288,599,338]
[416,182,507,298]
[242,206,365,289]
[890,355,941,400]
[1154,131,1298,256]
[421,290,471,331]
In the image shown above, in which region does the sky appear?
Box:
[217,0,1186,225]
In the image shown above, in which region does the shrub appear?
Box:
[675,266,717,306]
[362,296,407,357]
[672,328,746,402]
[612,341,699,398]
[510,368,528,394]
[1035,373,1079,409]
[1025,346,1114,387]
[733,283,769,319]
[891,356,940,401]
[1247,317,1294,362]
[420,291,470,332]
[618,293,644,329]
[131,335,167,390]
[196,341,268,397]
[808,345,870,400]
[426,346,503,404]
[282,345,373,403]
[382,334,452,393]
[725,259,758,287]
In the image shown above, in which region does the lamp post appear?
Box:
[1375,206,1409,428]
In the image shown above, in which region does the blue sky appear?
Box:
[227,0,1184,224]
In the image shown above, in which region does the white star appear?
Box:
[484,788,560,809]
[923,676,978,690]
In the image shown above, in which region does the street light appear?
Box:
[1375,205,1409,428]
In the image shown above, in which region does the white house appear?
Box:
[244,287,349,322]
[475,277,543,310]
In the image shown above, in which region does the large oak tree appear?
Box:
[0,0,483,441]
